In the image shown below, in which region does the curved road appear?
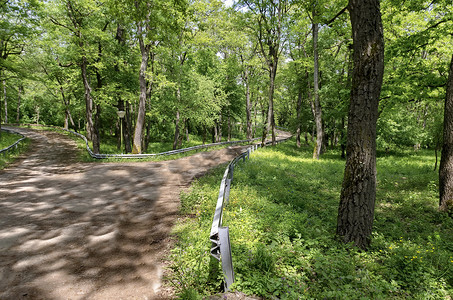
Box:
[0,127,291,299]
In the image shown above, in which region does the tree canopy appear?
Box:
[1,0,453,235]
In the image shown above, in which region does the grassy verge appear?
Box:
[0,130,30,169]
[168,140,453,299]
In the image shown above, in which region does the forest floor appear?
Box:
[0,126,290,300]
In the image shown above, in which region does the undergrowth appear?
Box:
[0,130,30,169]
[169,140,453,299]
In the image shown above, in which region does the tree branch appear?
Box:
[325,6,348,26]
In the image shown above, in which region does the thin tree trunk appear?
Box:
[336,0,385,250]
[173,108,180,150]
[3,79,7,124]
[439,54,453,215]
[185,119,190,142]
[145,119,151,152]
[253,99,258,138]
[125,101,132,153]
[228,112,231,141]
[132,30,150,154]
[60,87,69,130]
[81,55,98,153]
[312,18,323,159]
[261,64,277,146]
[212,125,217,143]
[35,104,39,124]
[296,84,303,148]
[217,114,222,142]
[16,85,21,123]
[64,109,69,130]
[93,104,101,153]
[245,68,252,140]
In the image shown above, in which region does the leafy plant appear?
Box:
[168,139,453,299]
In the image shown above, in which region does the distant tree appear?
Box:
[46,0,107,153]
[0,0,38,134]
[238,0,291,146]
[439,54,453,215]
[336,0,385,250]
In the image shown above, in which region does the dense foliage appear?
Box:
[170,141,453,299]
[0,0,451,153]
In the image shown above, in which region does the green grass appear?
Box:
[0,130,30,169]
[168,141,453,299]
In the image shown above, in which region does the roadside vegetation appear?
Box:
[169,140,453,299]
[20,124,262,163]
[0,131,30,169]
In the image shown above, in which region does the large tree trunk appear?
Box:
[132,31,150,154]
[439,54,453,215]
[336,0,384,250]
[312,18,323,159]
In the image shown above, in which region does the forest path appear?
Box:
[0,127,291,299]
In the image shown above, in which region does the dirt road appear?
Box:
[0,127,267,299]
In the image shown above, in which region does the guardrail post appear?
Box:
[224,178,231,204]
[229,164,234,181]
[219,227,234,291]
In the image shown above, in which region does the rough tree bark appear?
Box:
[439,54,453,215]
[336,0,385,250]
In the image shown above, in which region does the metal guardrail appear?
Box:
[0,128,26,154]
[61,128,263,159]
[209,134,292,291]
[4,124,264,159]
